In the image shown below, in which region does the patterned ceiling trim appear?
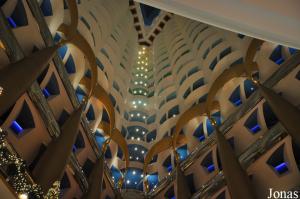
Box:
[129,0,171,46]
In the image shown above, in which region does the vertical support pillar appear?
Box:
[258,84,300,146]
[32,104,84,192]
[214,125,255,199]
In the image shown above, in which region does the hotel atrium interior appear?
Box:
[0,0,300,198]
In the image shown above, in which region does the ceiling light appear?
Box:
[137,113,140,117]
[139,81,143,84]
[136,128,139,132]
[144,83,147,87]
[133,91,137,94]
[173,114,176,118]
[138,101,142,104]
[144,93,147,96]
[131,137,134,140]
[130,114,134,117]
[135,182,137,185]
[141,150,145,154]
[137,137,141,141]
[18,194,28,199]
[133,170,136,175]
[142,131,145,135]
[141,174,144,177]
[133,105,137,108]
[134,81,138,85]
[130,156,132,159]
[132,101,136,105]
[145,69,148,72]
[143,116,146,119]
[127,180,130,184]
[143,103,147,106]
[136,157,139,160]
[139,90,142,93]
[145,75,148,78]
[134,147,138,151]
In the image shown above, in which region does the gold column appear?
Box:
[32,104,84,192]
[0,46,58,115]
[214,123,255,199]
[258,83,300,146]
[175,161,191,199]
[83,139,110,198]
[82,156,105,199]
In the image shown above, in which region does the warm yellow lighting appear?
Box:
[18,194,28,199]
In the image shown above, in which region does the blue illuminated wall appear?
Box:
[124,168,144,191]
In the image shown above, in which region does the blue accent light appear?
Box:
[244,110,261,134]
[7,17,17,28]
[58,45,68,59]
[207,164,215,173]
[289,48,297,55]
[270,45,285,65]
[10,121,24,135]
[250,124,261,133]
[167,165,172,172]
[229,86,242,107]
[206,119,214,136]
[95,132,105,149]
[147,173,159,190]
[275,57,285,65]
[111,165,122,186]
[275,162,288,174]
[199,135,205,142]
[177,145,188,161]
[42,88,51,98]
[72,145,77,153]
